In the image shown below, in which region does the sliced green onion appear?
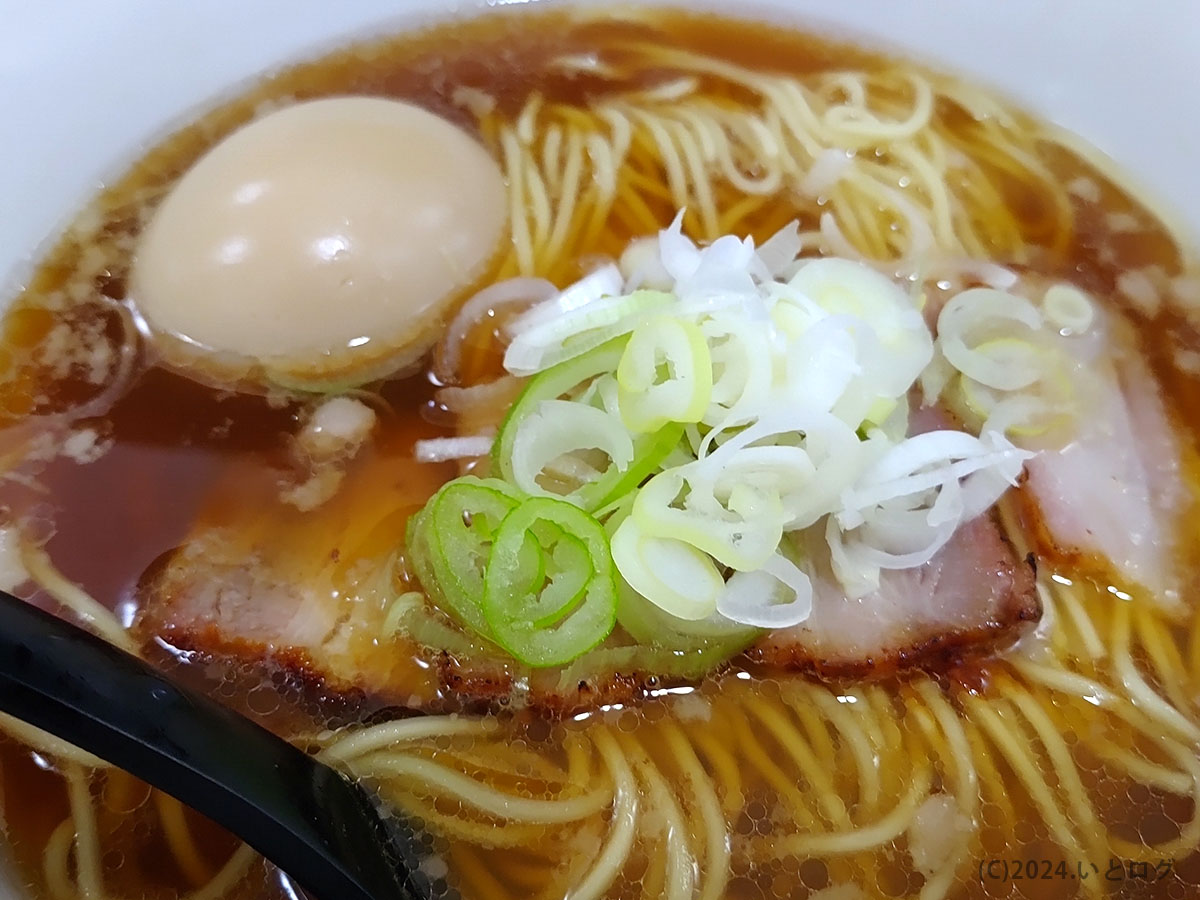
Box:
[700,312,773,429]
[525,526,593,629]
[505,288,675,375]
[616,317,712,432]
[482,497,617,667]
[632,467,784,571]
[937,287,1043,390]
[789,257,932,398]
[610,514,724,621]
[1042,283,1095,335]
[715,552,814,628]
[381,591,427,638]
[509,399,634,502]
[495,338,627,486]
[422,477,521,633]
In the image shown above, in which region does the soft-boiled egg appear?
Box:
[130,96,507,389]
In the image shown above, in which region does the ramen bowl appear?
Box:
[1,3,1199,899]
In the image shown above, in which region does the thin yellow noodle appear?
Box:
[1091,735,1192,795]
[717,193,773,237]
[579,182,620,253]
[828,187,881,259]
[704,115,783,195]
[960,715,1016,837]
[826,72,867,109]
[351,753,609,823]
[621,143,678,205]
[972,130,1072,254]
[913,680,978,816]
[1111,599,1200,743]
[661,721,730,900]
[878,180,938,260]
[522,156,554,271]
[569,728,638,900]
[964,695,1094,879]
[668,121,718,238]
[669,107,717,169]
[42,819,76,900]
[619,732,695,900]
[385,787,552,849]
[21,542,135,653]
[155,790,213,886]
[822,75,932,143]
[565,732,594,786]
[838,688,883,753]
[631,111,689,213]
[585,131,617,202]
[500,127,535,274]
[1014,658,1161,735]
[638,76,701,104]
[542,130,586,266]
[185,843,260,900]
[729,706,819,828]
[490,850,552,889]
[685,722,744,816]
[449,844,513,900]
[1109,748,1200,860]
[956,167,1025,258]
[1052,580,1108,662]
[906,682,976,900]
[1133,601,1193,713]
[515,91,543,144]
[765,81,824,158]
[320,716,492,763]
[100,768,150,815]
[1004,680,1108,863]
[440,745,570,788]
[919,126,949,175]
[852,168,933,257]
[613,174,668,234]
[764,743,933,857]
[606,186,655,242]
[541,123,564,195]
[889,144,956,249]
[552,101,604,132]
[1188,597,1200,684]
[865,686,908,797]
[639,838,668,900]
[65,765,102,900]
[790,690,839,772]
[744,695,848,826]
[0,713,109,770]
[800,684,881,812]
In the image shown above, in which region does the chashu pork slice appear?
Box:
[136,493,1040,717]
[750,511,1039,678]
[1016,308,1189,607]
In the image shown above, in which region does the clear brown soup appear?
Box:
[2,6,1199,900]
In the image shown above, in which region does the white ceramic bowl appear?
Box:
[0,0,1197,896]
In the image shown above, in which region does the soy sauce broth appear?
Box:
[1,6,1199,900]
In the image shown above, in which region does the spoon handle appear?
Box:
[0,589,432,900]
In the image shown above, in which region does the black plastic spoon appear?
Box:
[0,588,445,900]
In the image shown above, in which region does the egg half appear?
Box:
[130,96,507,389]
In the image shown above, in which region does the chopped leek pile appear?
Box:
[405,213,1054,669]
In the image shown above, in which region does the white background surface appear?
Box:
[1,0,1198,297]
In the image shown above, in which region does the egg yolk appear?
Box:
[130,96,507,388]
